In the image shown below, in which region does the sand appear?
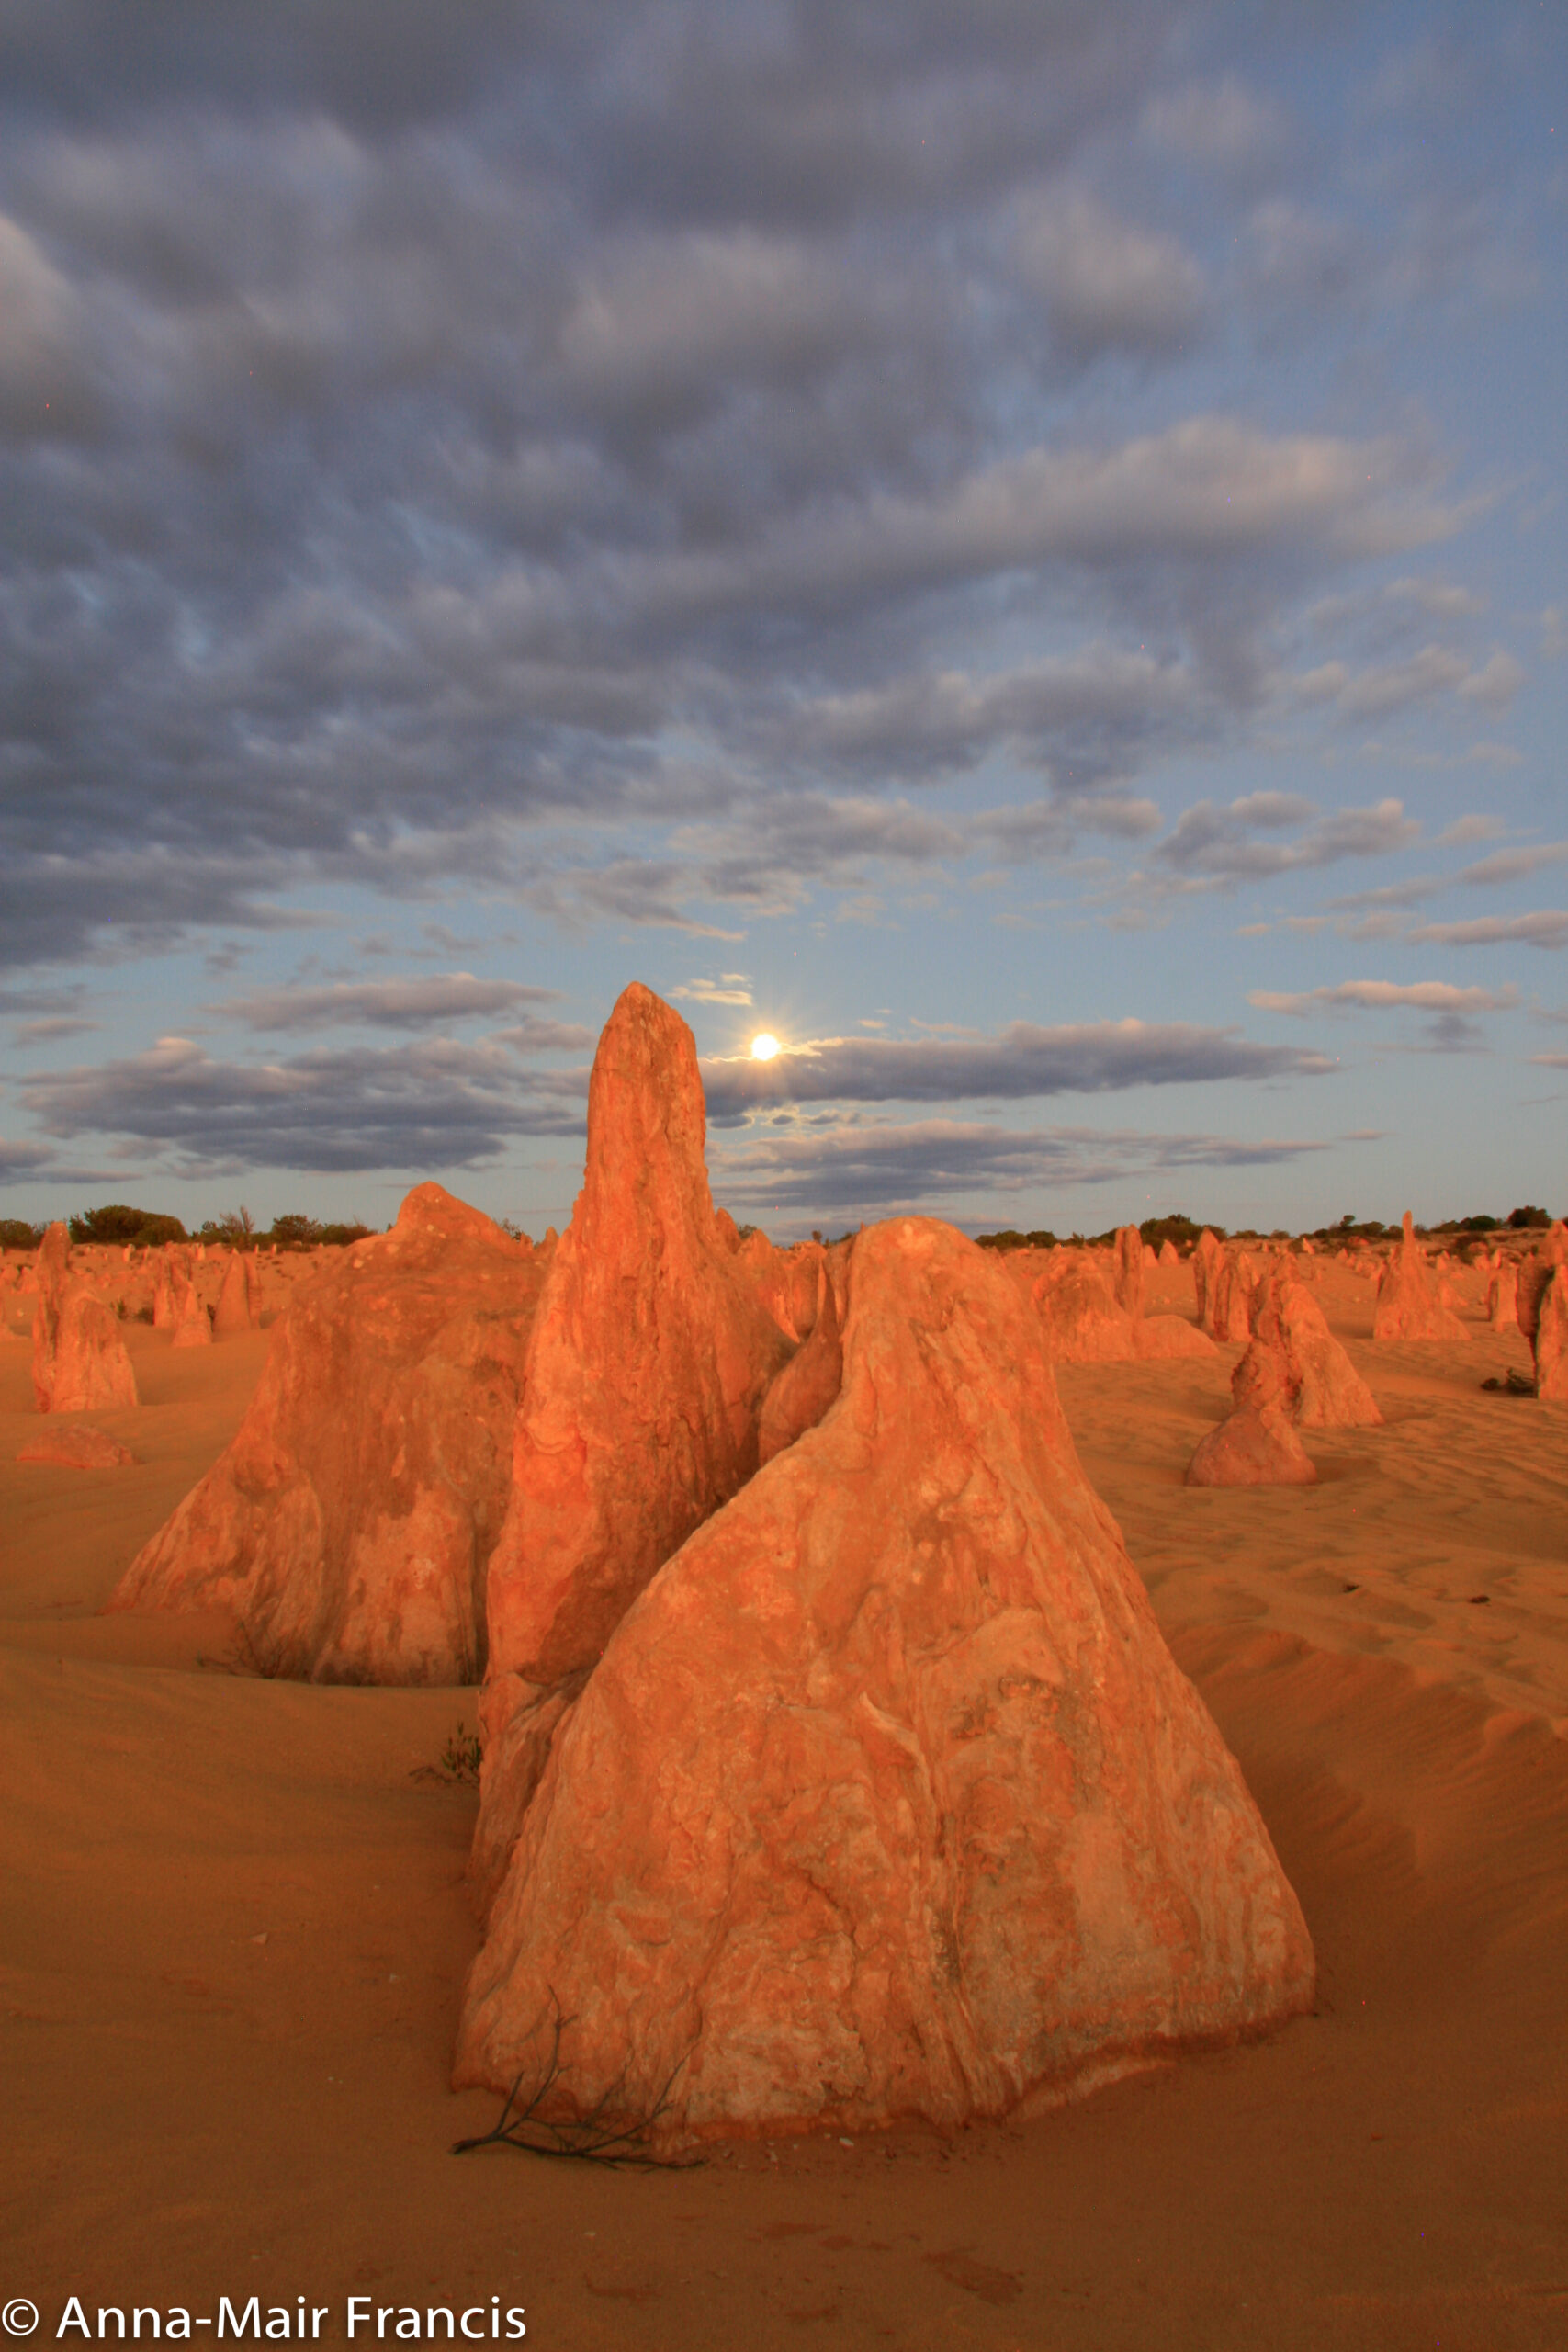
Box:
[3,1256,1566,2351]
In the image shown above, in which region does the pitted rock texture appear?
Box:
[457,1217,1314,2143]
[109,1184,545,1683]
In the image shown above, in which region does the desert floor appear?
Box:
[3,1258,1565,2352]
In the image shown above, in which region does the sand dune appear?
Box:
[3,1258,1566,2349]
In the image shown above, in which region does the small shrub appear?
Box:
[412,1722,483,1786]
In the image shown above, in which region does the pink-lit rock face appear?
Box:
[1372,1212,1468,1343]
[475,985,791,1894]
[1158,1238,1180,1267]
[31,1224,139,1415]
[456,1216,1314,2143]
[17,1424,135,1469]
[109,1184,545,1683]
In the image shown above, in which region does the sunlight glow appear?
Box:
[750,1033,781,1060]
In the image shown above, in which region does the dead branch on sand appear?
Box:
[451,2005,697,2168]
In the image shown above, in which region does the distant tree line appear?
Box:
[0,1204,378,1250]
[1,1198,1555,1258]
[972,1205,1555,1255]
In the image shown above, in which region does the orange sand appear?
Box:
[3,1256,1566,2351]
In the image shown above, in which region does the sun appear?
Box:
[750,1032,781,1061]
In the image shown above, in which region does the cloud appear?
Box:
[1437,813,1504,846]
[1292,643,1523,721]
[11,1015,99,1043]
[1405,911,1568,950]
[1455,842,1568,888]
[1155,795,1419,884]
[710,1114,1331,1226]
[18,1034,589,1175]
[1011,187,1211,361]
[1248,981,1519,1017]
[211,973,565,1031]
[701,1019,1333,1115]
[488,1019,596,1055]
[0,1135,58,1173]
[1140,74,1290,175]
[671,975,755,1007]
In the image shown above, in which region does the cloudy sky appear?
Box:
[2,1,1563,1238]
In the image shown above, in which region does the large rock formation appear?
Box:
[1530,1270,1567,1403]
[212,1249,261,1337]
[170,1256,213,1349]
[1186,1318,1318,1488]
[1518,1235,1568,1402]
[457,1217,1314,2142]
[474,985,792,1894]
[1192,1228,1223,1325]
[758,1261,844,1466]
[17,1424,136,1469]
[1010,1250,1213,1365]
[109,1184,546,1683]
[1488,1259,1519,1333]
[1202,1248,1258,1344]
[1254,1268,1382,1429]
[736,1230,831,1343]
[31,1223,140,1414]
[1112,1225,1145,1318]
[1372,1212,1467,1342]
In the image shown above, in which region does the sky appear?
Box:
[1,0,1564,1242]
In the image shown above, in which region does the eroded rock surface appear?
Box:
[457,1217,1314,2142]
[1112,1225,1145,1319]
[213,1250,261,1337]
[109,1183,545,1683]
[1202,1248,1258,1344]
[17,1424,136,1469]
[1372,1212,1467,1343]
[475,985,791,1894]
[31,1224,139,1414]
[1186,1318,1318,1488]
[1010,1250,1212,1365]
[1532,1270,1567,1403]
[1258,1270,1382,1429]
